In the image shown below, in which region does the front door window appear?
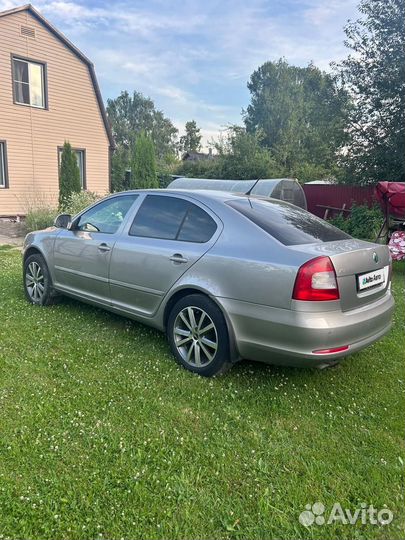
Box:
[75,195,139,234]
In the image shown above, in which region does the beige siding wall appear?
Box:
[0,10,110,216]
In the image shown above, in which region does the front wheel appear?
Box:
[167,294,233,377]
[23,253,56,306]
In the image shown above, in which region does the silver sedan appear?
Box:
[22,190,394,376]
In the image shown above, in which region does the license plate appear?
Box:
[358,268,385,290]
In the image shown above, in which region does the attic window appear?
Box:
[21,26,36,38]
[12,57,46,108]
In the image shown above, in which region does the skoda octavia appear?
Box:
[22,190,394,376]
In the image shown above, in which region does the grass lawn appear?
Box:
[0,246,404,540]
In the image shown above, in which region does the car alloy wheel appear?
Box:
[173,306,218,367]
[25,261,45,303]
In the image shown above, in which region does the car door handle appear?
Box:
[98,243,111,252]
[170,253,188,264]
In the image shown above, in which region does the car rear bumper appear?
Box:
[216,290,395,367]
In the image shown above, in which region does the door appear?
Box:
[109,194,221,316]
[53,194,139,305]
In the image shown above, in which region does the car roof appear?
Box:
[112,188,260,204]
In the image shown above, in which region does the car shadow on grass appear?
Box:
[24,292,352,392]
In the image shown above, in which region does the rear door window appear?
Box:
[226,198,350,245]
[129,195,217,243]
[177,204,217,242]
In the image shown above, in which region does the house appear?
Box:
[182,149,215,162]
[0,4,114,217]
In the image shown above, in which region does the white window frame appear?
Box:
[58,147,86,189]
[12,56,47,109]
[0,142,8,189]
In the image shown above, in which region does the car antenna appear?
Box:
[245,178,260,196]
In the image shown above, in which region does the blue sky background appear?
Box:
[1,0,360,146]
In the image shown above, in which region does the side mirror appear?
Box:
[54,213,72,229]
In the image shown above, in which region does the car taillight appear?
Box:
[292,256,340,301]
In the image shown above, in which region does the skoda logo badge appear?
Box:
[373,252,379,263]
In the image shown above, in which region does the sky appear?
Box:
[1,0,360,147]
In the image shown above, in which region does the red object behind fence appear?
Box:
[303,184,376,218]
[375,182,405,220]
[388,231,405,261]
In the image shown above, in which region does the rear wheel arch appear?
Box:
[163,287,202,328]
[167,293,233,376]
[163,287,240,362]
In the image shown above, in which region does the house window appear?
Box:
[12,56,46,108]
[58,147,86,189]
[75,150,85,188]
[0,142,9,189]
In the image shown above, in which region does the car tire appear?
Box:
[167,294,233,377]
[23,253,57,306]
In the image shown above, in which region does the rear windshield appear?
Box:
[226,198,351,246]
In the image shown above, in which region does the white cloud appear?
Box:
[0,0,18,10]
[303,0,359,26]
[155,85,191,102]
[0,0,360,147]
[35,0,207,36]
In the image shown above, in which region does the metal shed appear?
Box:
[167,177,307,209]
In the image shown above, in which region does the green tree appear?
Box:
[334,0,405,184]
[107,91,178,191]
[110,145,130,192]
[174,158,220,179]
[179,120,202,153]
[107,91,178,157]
[176,126,285,180]
[214,126,285,179]
[59,141,81,208]
[157,152,179,188]
[244,59,349,177]
[131,133,158,189]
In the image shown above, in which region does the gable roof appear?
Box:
[0,3,115,148]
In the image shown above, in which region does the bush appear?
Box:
[328,204,383,240]
[290,162,338,183]
[24,191,104,232]
[175,159,219,179]
[158,173,174,188]
[111,145,131,192]
[23,192,104,233]
[131,133,158,188]
[328,213,347,233]
[175,128,287,180]
[59,142,81,207]
[157,154,180,188]
[61,191,102,217]
[25,206,57,232]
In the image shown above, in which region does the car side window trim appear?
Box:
[174,207,191,241]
